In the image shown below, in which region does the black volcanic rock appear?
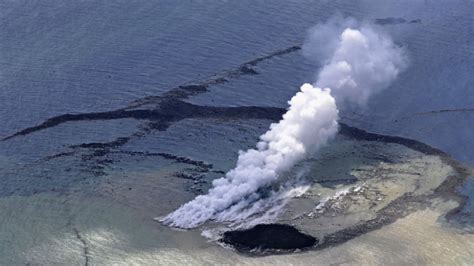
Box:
[239,65,258,75]
[375,17,407,25]
[222,224,317,253]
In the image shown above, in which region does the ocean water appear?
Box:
[0,0,473,264]
[1,1,473,163]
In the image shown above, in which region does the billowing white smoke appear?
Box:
[160,84,339,228]
[304,17,408,106]
[160,17,407,229]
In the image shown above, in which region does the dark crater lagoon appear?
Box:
[222,224,318,254]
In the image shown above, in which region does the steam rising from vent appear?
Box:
[304,17,408,106]
[161,85,338,228]
[159,17,407,229]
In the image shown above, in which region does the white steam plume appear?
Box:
[160,84,338,228]
[304,17,408,106]
[159,17,407,229]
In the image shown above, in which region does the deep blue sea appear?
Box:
[1,1,473,163]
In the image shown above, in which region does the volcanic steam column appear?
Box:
[160,17,407,229]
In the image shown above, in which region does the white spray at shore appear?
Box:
[160,17,407,229]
